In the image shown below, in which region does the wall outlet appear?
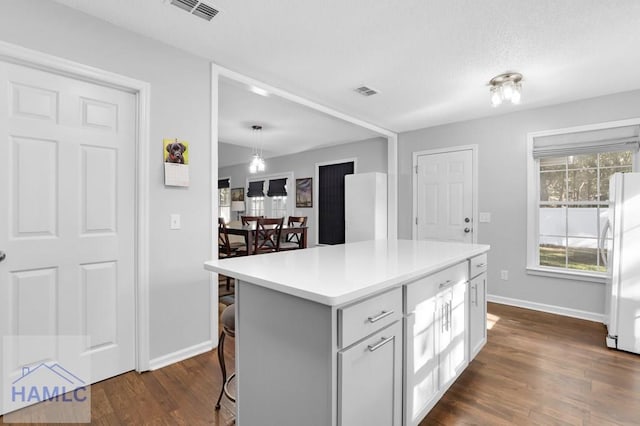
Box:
[500,270,509,280]
[170,214,181,230]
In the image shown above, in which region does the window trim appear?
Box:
[527,118,640,281]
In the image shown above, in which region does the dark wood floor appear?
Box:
[422,303,640,425]
[2,302,638,425]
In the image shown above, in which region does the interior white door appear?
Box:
[416,150,473,242]
[0,61,136,408]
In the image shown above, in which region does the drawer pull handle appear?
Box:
[439,279,452,288]
[367,310,394,323]
[368,336,394,352]
[475,262,487,268]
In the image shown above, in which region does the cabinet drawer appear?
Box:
[339,287,402,349]
[406,262,468,313]
[470,254,487,278]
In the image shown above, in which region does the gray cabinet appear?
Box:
[468,254,488,359]
[338,287,402,426]
[339,321,402,426]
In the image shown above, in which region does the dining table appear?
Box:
[224,223,308,255]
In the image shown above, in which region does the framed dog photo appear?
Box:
[296,177,312,208]
[163,138,190,187]
[164,138,189,164]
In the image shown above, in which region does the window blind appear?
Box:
[532,124,640,158]
[247,180,265,197]
[218,178,230,189]
[267,178,287,197]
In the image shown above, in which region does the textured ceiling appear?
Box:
[54,0,640,137]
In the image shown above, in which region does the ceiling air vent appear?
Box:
[170,0,220,21]
[354,86,379,97]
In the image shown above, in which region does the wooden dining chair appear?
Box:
[218,218,247,289]
[241,215,263,226]
[254,217,284,254]
[279,216,308,251]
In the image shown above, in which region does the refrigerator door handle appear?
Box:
[599,218,611,268]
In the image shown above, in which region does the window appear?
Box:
[247,180,265,216]
[247,174,293,219]
[218,178,231,223]
[528,120,639,278]
[271,196,287,218]
[267,178,288,218]
[539,152,632,272]
[248,197,265,216]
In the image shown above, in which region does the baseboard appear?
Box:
[148,340,214,371]
[487,294,604,323]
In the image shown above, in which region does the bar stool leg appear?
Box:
[215,331,227,410]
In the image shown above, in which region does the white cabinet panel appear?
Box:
[439,280,468,389]
[405,303,439,425]
[404,262,471,426]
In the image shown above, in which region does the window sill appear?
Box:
[526,267,607,284]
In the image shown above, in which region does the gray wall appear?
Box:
[219,141,278,168]
[220,137,388,246]
[398,89,640,316]
[0,0,213,360]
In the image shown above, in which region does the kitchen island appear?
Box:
[204,239,490,426]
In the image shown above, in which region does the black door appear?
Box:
[318,161,354,245]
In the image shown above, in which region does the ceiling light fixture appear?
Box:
[249,125,265,174]
[489,72,523,107]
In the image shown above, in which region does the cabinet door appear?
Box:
[339,321,402,426]
[404,299,439,426]
[469,273,487,359]
[439,280,468,389]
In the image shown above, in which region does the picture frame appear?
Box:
[296,177,313,208]
[231,187,244,202]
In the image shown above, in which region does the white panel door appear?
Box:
[0,62,136,407]
[416,150,473,242]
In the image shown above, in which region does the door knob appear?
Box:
[464,217,471,223]
[464,228,471,233]
[0,251,5,263]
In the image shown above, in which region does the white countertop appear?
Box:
[204,239,489,306]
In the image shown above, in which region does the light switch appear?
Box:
[479,212,491,223]
[170,214,181,230]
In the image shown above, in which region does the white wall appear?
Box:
[219,137,388,246]
[398,89,640,317]
[0,0,213,361]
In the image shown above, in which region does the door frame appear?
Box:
[314,158,358,246]
[412,145,478,243]
[0,41,151,371]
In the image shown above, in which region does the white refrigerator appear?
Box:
[344,172,387,243]
[602,172,640,354]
